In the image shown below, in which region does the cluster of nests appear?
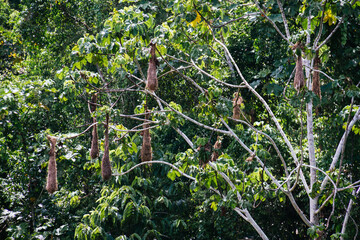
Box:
[46,42,322,194]
[45,44,159,194]
[293,42,321,99]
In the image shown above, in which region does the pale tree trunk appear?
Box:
[305,57,318,225]
[305,13,319,226]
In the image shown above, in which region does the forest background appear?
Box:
[1,0,360,239]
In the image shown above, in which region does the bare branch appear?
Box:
[191,59,246,88]
[208,161,270,239]
[253,0,292,45]
[211,35,310,193]
[110,124,159,133]
[100,88,142,93]
[212,12,260,28]
[61,122,98,140]
[313,1,327,49]
[276,0,291,39]
[158,65,192,79]
[156,49,205,94]
[118,110,171,122]
[231,118,289,177]
[321,107,360,192]
[338,180,360,191]
[148,91,231,135]
[316,17,344,51]
[113,160,196,181]
[341,187,360,239]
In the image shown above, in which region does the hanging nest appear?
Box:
[211,137,222,162]
[233,106,241,120]
[90,93,97,113]
[46,135,58,194]
[146,43,158,91]
[90,94,99,159]
[101,113,112,181]
[90,119,99,159]
[312,52,321,99]
[293,43,304,93]
[198,143,212,168]
[232,92,243,120]
[141,110,152,164]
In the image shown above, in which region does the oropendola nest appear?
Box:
[312,52,321,99]
[197,143,212,168]
[90,94,99,159]
[210,137,222,162]
[146,43,158,91]
[46,135,58,194]
[292,42,305,93]
[232,92,243,120]
[141,111,152,164]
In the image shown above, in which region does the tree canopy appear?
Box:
[1,0,360,239]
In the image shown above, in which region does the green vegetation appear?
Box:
[1,0,360,239]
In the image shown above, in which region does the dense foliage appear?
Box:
[1,0,360,239]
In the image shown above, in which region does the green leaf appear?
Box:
[167,170,177,181]
[210,201,218,211]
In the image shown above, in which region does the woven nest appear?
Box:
[232,92,243,119]
[198,143,212,168]
[146,43,158,91]
[210,138,222,162]
[293,43,304,93]
[46,135,58,194]
[141,111,152,163]
[312,52,321,99]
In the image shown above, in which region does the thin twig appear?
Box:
[276,0,290,39]
[313,1,327,49]
[253,0,292,45]
[158,65,192,79]
[156,49,205,94]
[320,108,360,192]
[147,90,230,135]
[191,59,246,88]
[113,160,196,180]
[230,117,289,177]
[316,17,344,51]
[212,12,260,28]
[211,30,310,193]
[58,122,98,140]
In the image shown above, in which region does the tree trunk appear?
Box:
[304,56,319,226]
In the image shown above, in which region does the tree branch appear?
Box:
[61,122,98,140]
[316,17,344,51]
[231,118,289,177]
[320,107,360,192]
[147,90,231,135]
[191,59,246,88]
[212,12,260,28]
[313,1,327,49]
[341,186,360,239]
[253,0,292,45]
[156,48,205,94]
[113,160,196,181]
[211,34,310,193]
[276,0,291,39]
